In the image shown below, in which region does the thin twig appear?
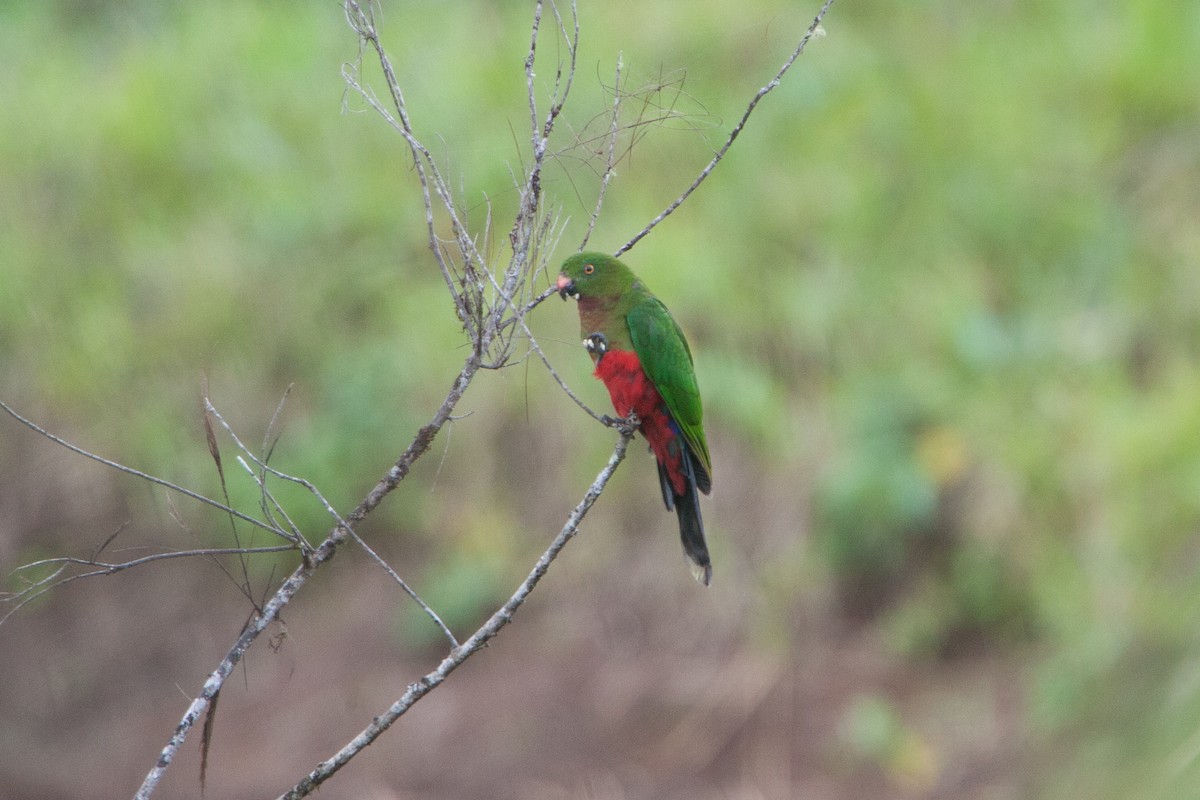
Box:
[542,0,579,138]
[524,1,544,153]
[343,0,485,325]
[234,455,306,546]
[1,546,296,625]
[497,284,560,337]
[478,213,566,370]
[616,0,835,256]
[345,528,458,648]
[495,0,573,348]
[518,318,608,423]
[0,399,290,540]
[581,53,624,250]
[204,400,332,546]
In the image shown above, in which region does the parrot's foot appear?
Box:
[600,412,639,434]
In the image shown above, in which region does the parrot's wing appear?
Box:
[628,297,712,492]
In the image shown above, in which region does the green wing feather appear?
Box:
[627,297,712,490]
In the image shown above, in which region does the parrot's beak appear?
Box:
[583,332,608,363]
[556,274,577,300]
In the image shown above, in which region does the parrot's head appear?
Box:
[556,252,635,301]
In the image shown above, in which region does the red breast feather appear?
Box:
[594,348,688,497]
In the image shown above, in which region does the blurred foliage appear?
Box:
[2,0,1200,797]
[839,693,938,793]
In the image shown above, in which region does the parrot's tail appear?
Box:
[676,484,712,586]
[658,449,712,586]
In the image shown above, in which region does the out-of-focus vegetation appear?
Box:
[2,1,1200,797]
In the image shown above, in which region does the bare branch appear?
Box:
[580,53,624,250]
[342,0,568,377]
[279,430,633,799]
[210,396,456,647]
[524,1,544,149]
[545,0,580,130]
[203,374,470,651]
[616,0,836,256]
[1,546,296,625]
[343,0,485,333]
[132,351,482,799]
[339,63,468,329]
[479,212,566,369]
[0,399,292,541]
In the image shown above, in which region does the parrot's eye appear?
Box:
[583,263,595,275]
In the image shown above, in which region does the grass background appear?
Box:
[2,1,1200,797]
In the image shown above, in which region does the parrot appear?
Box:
[557,252,714,585]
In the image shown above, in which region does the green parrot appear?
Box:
[557,252,714,585]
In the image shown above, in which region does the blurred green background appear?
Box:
[2,1,1200,798]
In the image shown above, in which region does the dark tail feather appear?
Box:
[656,459,675,512]
[677,480,711,586]
[659,447,712,585]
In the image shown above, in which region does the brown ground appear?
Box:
[0,428,1032,800]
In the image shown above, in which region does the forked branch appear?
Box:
[279,430,632,799]
[0,2,836,798]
